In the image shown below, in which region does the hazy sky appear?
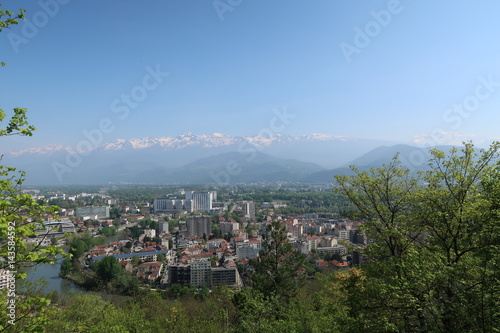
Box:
[1,0,500,153]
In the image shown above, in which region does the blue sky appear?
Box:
[1,0,500,153]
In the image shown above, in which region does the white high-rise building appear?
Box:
[154,191,216,213]
[185,191,216,212]
[154,198,192,213]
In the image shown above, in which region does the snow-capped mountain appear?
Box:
[100,132,350,151]
[3,132,401,185]
[8,132,352,156]
[10,144,68,156]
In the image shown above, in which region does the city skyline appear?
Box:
[2,1,500,155]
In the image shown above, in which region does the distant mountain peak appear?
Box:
[10,144,69,156]
[8,132,368,159]
[94,132,355,152]
[5,133,406,185]
[307,133,348,141]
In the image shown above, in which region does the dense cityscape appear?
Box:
[1,186,359,292]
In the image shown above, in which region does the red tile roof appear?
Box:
[332,260,349,268]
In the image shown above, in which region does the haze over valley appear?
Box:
[5,132,454,185]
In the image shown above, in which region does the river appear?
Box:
[24,230,131,296]
[23,256,84,295]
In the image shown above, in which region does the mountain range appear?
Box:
[2,132,448,185]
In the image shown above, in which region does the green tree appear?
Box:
[45,294,130,333]
[109,207,121,219]
[60,259,73,277]
[130,225,141,238]
[211,224,222,239]
[0,5,25,67]
[196,285,210,300]
[250,221,307,303]
[131,254,140,266]
[149,220,158,232]
[69,239,87,260]
[412,143,500,332]
[100,226,116,237]
[113,272,140,296]
[334,142,500,332]
[335,155,420,259]
[168,283,185,298]
[95,256,122,283]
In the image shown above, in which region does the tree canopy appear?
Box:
[335,142,500,332]
[250,221,307,302]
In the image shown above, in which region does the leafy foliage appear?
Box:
[0,108,36,137]
[335,142,500,332]
[250,221,307,303]
[94,256,123,283]
[60,259,73,277]
[0,4,25,68]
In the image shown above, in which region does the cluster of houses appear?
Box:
[19,190,367,290]
[85,231,244,288]
[258,213,366,264]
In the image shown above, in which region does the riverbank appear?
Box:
[59,270,95,290]
[25,230,131,296]
[23,257,84,296]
